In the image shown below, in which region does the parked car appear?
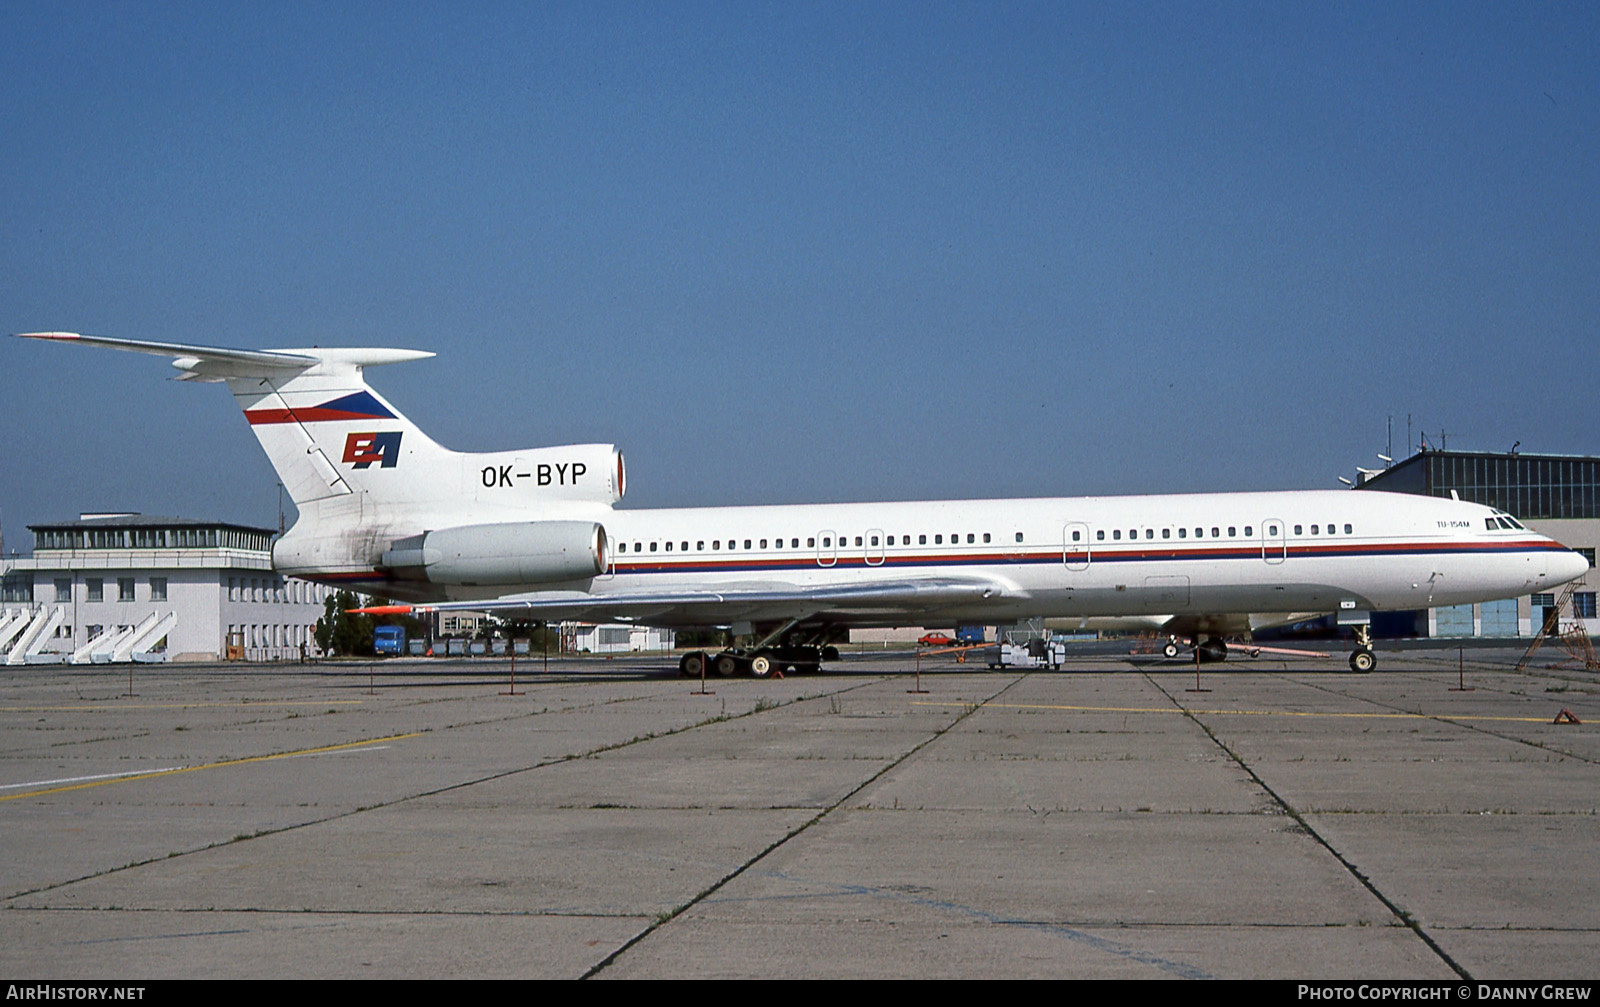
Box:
[917,632,957,647]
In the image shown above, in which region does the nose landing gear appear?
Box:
[1348,624,1376,673]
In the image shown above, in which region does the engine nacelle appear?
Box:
[382,521,607,586]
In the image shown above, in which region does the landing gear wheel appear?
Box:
[679,652,705,678]
[749,654,773,677]
[1197,638,1228,663]
[821,645,840,662]
[1163,640,1181,659]
[715,653,740,677]
[1349,648,1376,674]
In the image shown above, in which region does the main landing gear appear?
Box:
[1163,636,1247,663]
[679,645,839,678]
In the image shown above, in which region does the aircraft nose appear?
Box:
[1550,550,1591,587]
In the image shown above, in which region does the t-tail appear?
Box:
[17,333,624,595]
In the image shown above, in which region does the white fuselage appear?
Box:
[281,487,1586,629]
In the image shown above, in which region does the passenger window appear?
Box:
[712,541,720,549]
[1162,528,1170,539]
[1268,525,1278,536]
[650,542,658,552]
[1244,526,1252,537]
[855,536,863,547]
[1178,528,1186,539]
[1228,527,1236,537]
[1211,527,1220,538]
[1344,524,1352,534]
[618,542,626,553]
[1114,530,1122,541]
[760,539,767,549]
[665,541,673,551]
[808,538,815,548]
[1310,526,1318,535]
[966,534,974,544]
[1014,532,1023,543]
[682,542,688,551]
[1325,521,1333,534]
[1293,525,1302,535]
[1145,529,1153,540]
[821,538,830,548]
[1096,530,1105,541]
[920,535,928,545]
[870,536,878,546]
[744,539,751,549]
[792,538,800,548]
[1195,528,1203,538]
[983,533,991,543]
[935,535,943,544]
[697,541,704,550]
[1071,530,1080,542]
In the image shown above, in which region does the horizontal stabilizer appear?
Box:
[16,332,433,381]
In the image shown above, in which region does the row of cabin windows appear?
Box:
[617,522,1362,554]
[617,532,999,554]
[1073,523,1355,543]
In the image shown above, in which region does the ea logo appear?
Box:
[343,431,402,468]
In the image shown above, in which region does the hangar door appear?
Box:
[1479,599,1519,637]
[1434,603,1474,637]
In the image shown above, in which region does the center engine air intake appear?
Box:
[381,521,607,586]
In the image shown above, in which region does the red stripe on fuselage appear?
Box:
[244,407,390,425]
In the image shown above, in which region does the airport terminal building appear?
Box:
[1358,450,1597,638]
[1,514,331,664]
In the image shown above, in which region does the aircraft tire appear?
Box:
[821,645,841,662]
[749,654,773,677]
[1349,649,1376,673]
[1163,641,1180,659]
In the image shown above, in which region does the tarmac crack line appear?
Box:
[579,673,1028,979]
[1145,672,1475,981]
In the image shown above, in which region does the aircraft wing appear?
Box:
[358,577,1012,628]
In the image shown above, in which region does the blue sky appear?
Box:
[3,2,1596,548]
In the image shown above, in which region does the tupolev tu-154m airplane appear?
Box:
[20,331,1590,675]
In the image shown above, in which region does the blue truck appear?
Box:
[373,625,406,656]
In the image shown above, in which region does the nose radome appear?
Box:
[1551,550,1591,587]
